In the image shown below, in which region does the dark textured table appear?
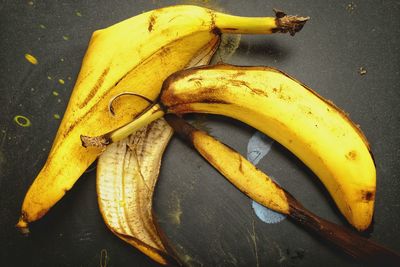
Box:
[1,1,399,266]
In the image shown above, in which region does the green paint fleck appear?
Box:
[62,35,69,41]
[52,91,59,96]
[47,76,52,80]
[57,99,61,103]
[14,115,32,127]
[76,11,82,17]
[60,58,64,62]
[54,114,60,119]
[39,24,46,29]
[58,79,65,85]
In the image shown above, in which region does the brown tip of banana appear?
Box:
[80,134,110,149]
[273,9,310,36]
[16,216,30,235]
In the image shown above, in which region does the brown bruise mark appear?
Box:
[346,150,357,160]
[222,27,239,31]
[361,190,375,202]
[230,70,246,79]
[79,67,110,109]
[188,77,203,83]
[228,79,268,98]
[148,13,157,32]
[272,86,291,101]
[238,154,244,174]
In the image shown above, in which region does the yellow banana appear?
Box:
[97,119,176,265]
[165,115,399,265]
[17,5,308,231]
[95,64,375,231]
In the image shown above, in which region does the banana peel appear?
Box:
[17,5,309,231]
[95,23,224,264]
[97,119,176,265]
[165,115,400,265]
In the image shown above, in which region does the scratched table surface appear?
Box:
[1,0,400,266]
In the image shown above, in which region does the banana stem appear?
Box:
[80,104,165,149]
[287,196,400,266]
[164,114,400,266]
[215,9,309,35]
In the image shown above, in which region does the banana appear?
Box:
[97,119,176,265]
[17,5,308,231]
[95,27,227,264]
[93,64,375,231]
[165,114,399,265]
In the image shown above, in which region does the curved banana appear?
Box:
[97,119,175,265]
[97,64,375,230]
[165,115,399,265]
[162,64,376,231]
[17,5,308,231]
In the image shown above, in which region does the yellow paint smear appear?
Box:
[14,115,32,127]
[54,114,60,119]
[58,79,65,85]
[25,54,38,65]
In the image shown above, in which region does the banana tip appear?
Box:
[16,218,30,235]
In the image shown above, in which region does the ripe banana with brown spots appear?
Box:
[17,5,308,231]
[93,64,375,231]
[165,115,399,265]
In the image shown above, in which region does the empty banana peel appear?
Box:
[164,114,400,266]
[17,5,309,231]
[97,119,177,265]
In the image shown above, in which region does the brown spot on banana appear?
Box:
[346,150,357,160]
[148,13,157,32]
[79,66,110,109]
[361,190,375,202]
[228,79,269,97]
[238,154,244,174]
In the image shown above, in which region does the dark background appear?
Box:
[1,0,399,266]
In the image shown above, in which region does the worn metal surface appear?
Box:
[1,0,399,266]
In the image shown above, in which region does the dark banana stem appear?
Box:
[286,193,400,266]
